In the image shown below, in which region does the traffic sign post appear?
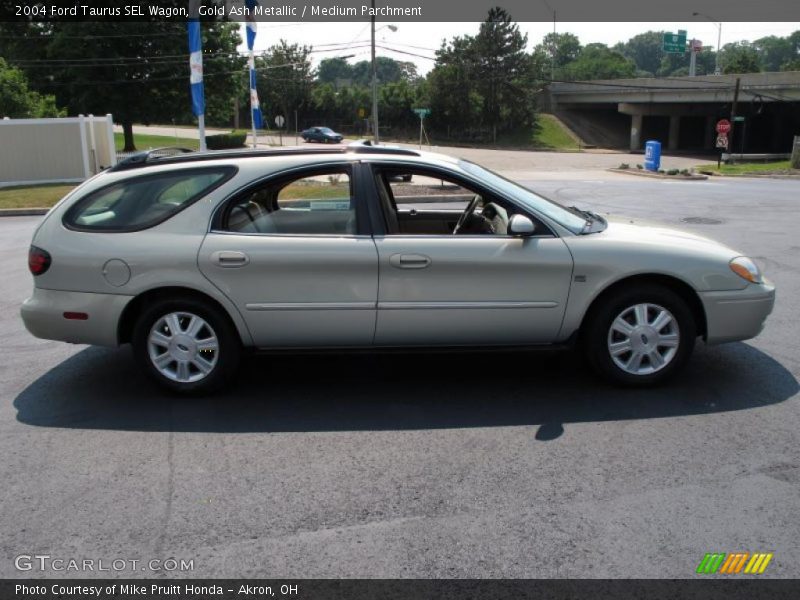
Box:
[413,108,431,149]
[715,120,731,168]
[663,30,687,53]
[275,115,285,145]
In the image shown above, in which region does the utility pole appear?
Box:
[728,77,741,162]
[551,10,556,82]
[371,0,379,144]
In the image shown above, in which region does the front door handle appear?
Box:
[390,254,431,269]
[212,250,250,268]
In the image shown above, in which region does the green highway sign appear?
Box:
[733,116,746,122]
[413,108,431,118]
[663,30,687,53]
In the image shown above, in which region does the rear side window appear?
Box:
[64,168,235,232]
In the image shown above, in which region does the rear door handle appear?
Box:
[212,250,250,268]
[390,254,431,269]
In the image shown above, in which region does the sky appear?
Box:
[239,22,799,74]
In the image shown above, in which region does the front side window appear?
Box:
[458,160,588,233]
[374,167,543,236]
[64,168,233,232]
[224,169,356,235]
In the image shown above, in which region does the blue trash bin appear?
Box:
[644,140,661,171]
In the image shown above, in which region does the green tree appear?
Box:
[316,57,352,85]
[348,57,415,86]
[10,20,243,151]
[0,57,64,118]
[428,35,481,138]
[721,41,762,74]
[473,7,531,142]
[536,32,582,71]
[255,40,313,130]
[753,35,793,71]
[614,31,665,76]
[561,44,636,81]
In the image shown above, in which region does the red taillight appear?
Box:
[28,245,51,276]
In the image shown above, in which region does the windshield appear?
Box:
[459,160,589,233]
[320,127,334,133]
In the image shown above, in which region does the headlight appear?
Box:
[729,256,762,284]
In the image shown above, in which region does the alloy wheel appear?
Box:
[607,303,680,375]
[147,311,219,383]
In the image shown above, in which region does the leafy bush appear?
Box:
[618,163,630,169]
[205,130,247,150]
[667,168,680,176]
[636,164,643,169]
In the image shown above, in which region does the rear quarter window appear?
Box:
[63,167,236,232]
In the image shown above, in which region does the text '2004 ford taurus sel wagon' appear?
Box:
[21,143,775,394]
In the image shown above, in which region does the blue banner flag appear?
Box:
[245,0,263,129]
[187,19,205,117]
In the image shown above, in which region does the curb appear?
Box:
[0,208,50,217]
[695,171,800,180]
[607,168,708,181]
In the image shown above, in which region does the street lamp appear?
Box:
[371,0,397,143]
[693,12,723,75]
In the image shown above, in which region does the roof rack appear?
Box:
[110,147,195,171]
[108,140,421,171]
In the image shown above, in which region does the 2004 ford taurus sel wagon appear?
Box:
[21,142,775,393]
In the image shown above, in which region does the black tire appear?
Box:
[583,284,696,386]
[132,296,241,395]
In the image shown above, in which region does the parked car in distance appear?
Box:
[301,127,343,143]
[21,142,775,394]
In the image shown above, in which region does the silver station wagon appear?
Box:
[21,143,775,393]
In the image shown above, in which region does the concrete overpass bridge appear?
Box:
[546,72,800,153]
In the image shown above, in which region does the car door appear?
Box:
[198,162,379,347]
[366,163,574,346]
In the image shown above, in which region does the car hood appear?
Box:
[598,217,738,255]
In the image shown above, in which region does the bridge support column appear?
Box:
[630,114,642,151]
[668,116,681,151]
[704,116,715,149]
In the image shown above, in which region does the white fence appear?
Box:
[0,114,116,186]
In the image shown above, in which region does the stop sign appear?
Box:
[716,119,731,134]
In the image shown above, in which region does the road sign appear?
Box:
[413,108,431,118]
[716,119,731,134]
[357,107,366,118]
[716,134,729,149]
[663,30,687,53]
[733,116,746,122]
[274,115,285,128]
[691,39,703,52]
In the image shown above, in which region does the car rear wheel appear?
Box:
[132,297,240,395]
[584,284,696,386]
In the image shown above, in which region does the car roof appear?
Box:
[108,142,458,173]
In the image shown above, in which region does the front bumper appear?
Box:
[21,287,133,347]
[700,281,776,345]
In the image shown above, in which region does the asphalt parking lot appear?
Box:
[1,172,798,579]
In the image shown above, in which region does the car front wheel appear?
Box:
[132,297,240,395]
[584,284,696,386]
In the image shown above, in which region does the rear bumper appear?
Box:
[21,287,133,347]
[700,281,775,345]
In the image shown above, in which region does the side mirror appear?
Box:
[508,214,535,237]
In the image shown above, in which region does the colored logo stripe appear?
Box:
[696,552,773,574]
[697,553,726,574]
[719,553,749,574]
[744,553,773,574]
